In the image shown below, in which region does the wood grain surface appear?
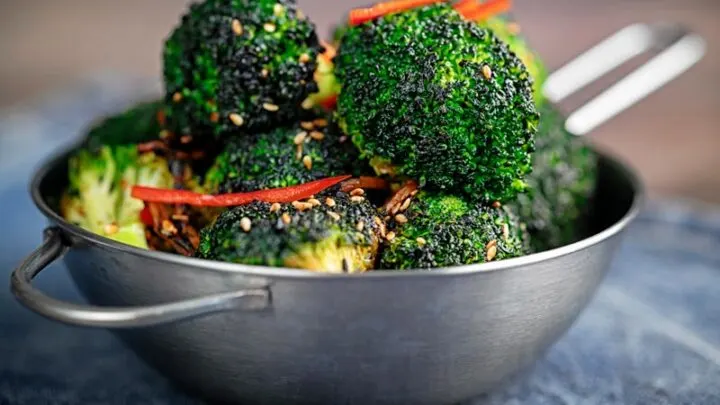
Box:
[0,0,718,202]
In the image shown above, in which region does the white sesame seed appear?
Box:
[273,3,285,16]
[485,239,498,250]
[325,197,336,207]
[294,131,307,145]
[229,113,244,127]
[296,144,303,160]
[300,121,314,130]
[281,213,292,225]
[307,198,321,207]
[104,223,119,236]
[351,196,365,203]
[292,201,313,211]
[503,224,510,240]
[394,214,408,224]
[299,53,311,63]
[313,118,328,127]
[240,217,252,232]
[270,203,281,213]
[309,130,325,141]
[399,198,412,212]
[296,9,306,20]
[486,245,498,261]
[356,221,365,232]
[482,65,493,80]
[492,201,502,209]
[264,23,276,33]
[386,231,396,241]
[416,237,426,246]
[302,155,312,170]
[261,68,269,78]
[263,103,280,112]
[327,211,341,221]
[301,98,314,110]
[350,188,365,196]
[172,92,183,102]
[231,19,243,35]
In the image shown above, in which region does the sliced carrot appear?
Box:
[349,0,445,26]
[455,0,512,21]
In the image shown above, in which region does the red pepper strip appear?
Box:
[319,94,338,111]
[139,204,154,227]
[341,177,390,192]
[131,175,352,207]
[349,0,446,26]
[455,0,511,21]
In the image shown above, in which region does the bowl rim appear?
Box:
[31,142,645,280]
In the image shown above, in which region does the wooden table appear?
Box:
[1,0,718,202]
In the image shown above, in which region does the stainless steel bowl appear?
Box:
[10,23,705,405]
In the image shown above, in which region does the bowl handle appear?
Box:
[10,227,271,328]
[543,22,706,135]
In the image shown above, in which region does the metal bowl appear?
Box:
[10,23,704,405]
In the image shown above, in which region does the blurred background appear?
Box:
[0,0,718,202]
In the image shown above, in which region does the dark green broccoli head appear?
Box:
[481,16,547,105]
[163,0,322,137]
[204,115,367,193]
[380,192,529,270]
[335,4,538,203]
[196,190,381,272]
[509,104,598,252]
[84,100,163,150]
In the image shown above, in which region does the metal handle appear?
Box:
[10,227,270,328]
[544,22,706,135]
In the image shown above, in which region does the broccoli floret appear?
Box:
[380,192,529,270]
[163,0,322,137]
[509,104,598,252]
[335,4,538,203]
[62,146,173,249]
[196,190,381,272]
[204,115,366,193]
[481,16,548,104]
[84,100,164,150]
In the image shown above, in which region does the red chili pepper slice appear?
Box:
[139,204,154,227]
[455,0,512,21]
[349,0,445,26]
[131,175,352,207]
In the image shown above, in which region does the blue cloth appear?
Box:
[2,77,720,404]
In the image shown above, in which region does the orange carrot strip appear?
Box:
[349,0,445,26]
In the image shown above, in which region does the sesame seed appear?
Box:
[503,224,510,240]
[273,3,285,16]
[303,155,312,170]
[307,198,321,207]
[263,103,279,112]
[399,198,412,212]
[301,98,314,110]
[482,65,493,80]
[390,203,400,216]
[394,214,408,224]
[292,201,313,211]
[209,112,220,123]
[416,237,426,246]
[492,201,502,209]
[313,118,328,127]
[281,213,292,225]
[180,135,193,144]
[386,231,396,241]
[161,220,177,236]
[296,9,306,20]
[486,245,498,261]
[270,203,281,213]
[229,113,244,127]
[374,217,383,226]
[231,19,243,35]
[172,92,183,102]
[104,223,119,235]
[159,130,171,139]
[379,222,387,238]
[325,197,336,207]
[351,196,365,203]
[299,53,311,63]
[294,131,307,145]
[384,216,391,222]
[300,121,314,130]
[296,144,303,160]
[327,211,341,221]
[172,214,189,222]
[309,130,325,141]
[338,135,348,143]
[410,189,419,197]
[350,188,365,196]
[356,221,365,232]
[264,23,276,33]
[240,217,252,232]
[485,239,498,250]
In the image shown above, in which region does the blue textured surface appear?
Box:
[2,77,720,404]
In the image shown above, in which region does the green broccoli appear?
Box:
[335,4,538,203]
[203,115,366,193]
[380,192,529,270]
[480,16,548,105]
[509,104,598,252]
[61,104,174,249]
[163,0,322,137]
[196,190,382,272]
[84,100,164,149]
